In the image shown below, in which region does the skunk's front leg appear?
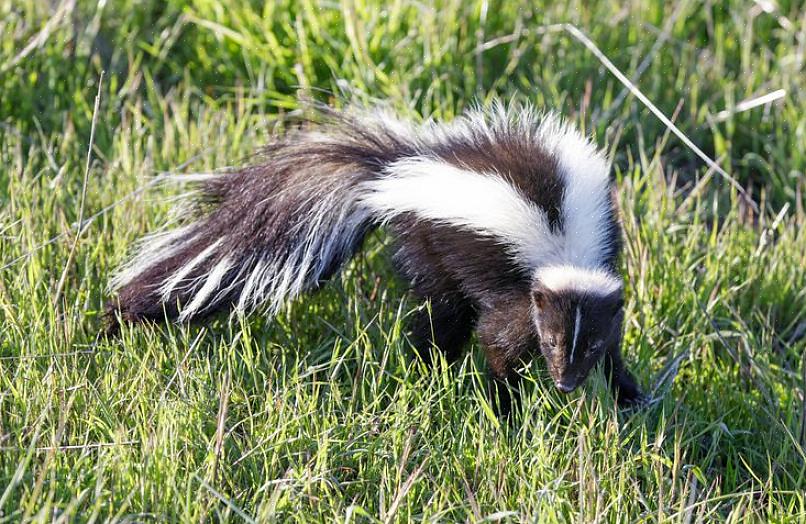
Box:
[482,345,524,418]
[476,292,538,418]
[603,343,644,406]
[408,292,477,366]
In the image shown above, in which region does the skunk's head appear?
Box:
[530,266,624,393]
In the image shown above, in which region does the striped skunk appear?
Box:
[107,101,643,414]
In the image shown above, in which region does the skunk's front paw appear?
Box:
[613,372,646,408]
[618,390,649,409]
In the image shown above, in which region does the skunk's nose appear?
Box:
[555,381,576,393]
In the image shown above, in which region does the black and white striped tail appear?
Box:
[107,108,416,328]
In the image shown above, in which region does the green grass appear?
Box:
[1,0,805,521]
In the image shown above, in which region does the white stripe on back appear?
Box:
[360,158,560,268]
[359,106,617,286]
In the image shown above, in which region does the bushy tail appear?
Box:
[107,107,417,328]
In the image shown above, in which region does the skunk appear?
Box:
[107,101,643,413]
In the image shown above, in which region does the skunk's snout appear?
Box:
[555,380,577,393]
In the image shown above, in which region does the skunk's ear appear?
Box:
[532,289,545,310]
[531,283,549,311]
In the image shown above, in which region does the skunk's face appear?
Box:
[530,284,624,393]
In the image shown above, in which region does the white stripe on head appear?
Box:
[570,305,582,364]
[535,265,622,296]
[359,158,561,268]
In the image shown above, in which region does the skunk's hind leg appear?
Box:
[407,292,476,366]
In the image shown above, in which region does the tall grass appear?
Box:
[1,0,804,521]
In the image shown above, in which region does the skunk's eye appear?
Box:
[586,341,604,357]
[548,335,557,346]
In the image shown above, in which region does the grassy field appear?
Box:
[1,0,805,521]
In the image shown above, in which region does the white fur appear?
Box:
[108,173,231,293]
[360,104,615,275]
[466,104,613,269]
[179,256,233,320]
[360,158,561,267]
[570,305,582,364]
[429,105,622,297]
[119,174,375,318]
[545,119,613,268]
[109,225,197,291]
[232,184,373,315]
[535,265,621,295]
[158,239,223,300]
